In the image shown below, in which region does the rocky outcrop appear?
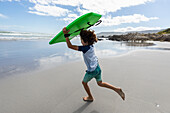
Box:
[107,33,170,42]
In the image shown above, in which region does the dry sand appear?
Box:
[0,49,170,113]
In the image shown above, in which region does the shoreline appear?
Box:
[1,40,170,78]
[0,49,170,113]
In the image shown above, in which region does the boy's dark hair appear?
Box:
[80,29,98,45]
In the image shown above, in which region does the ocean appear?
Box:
[0,31,156,77]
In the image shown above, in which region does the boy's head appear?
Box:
[80,29,98,45]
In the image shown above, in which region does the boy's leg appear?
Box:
[82,71,94,101]
[97,81,125,100]
[82,81,94,101]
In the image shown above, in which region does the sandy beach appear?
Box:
[1,0,170,112]
[0,49,170,113]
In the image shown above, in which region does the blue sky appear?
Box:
[0,0,169,34]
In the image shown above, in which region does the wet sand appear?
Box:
[0,49,170,113]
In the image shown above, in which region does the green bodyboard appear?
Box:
[49,12,102,45]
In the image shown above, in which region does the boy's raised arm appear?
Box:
[62,27,78,51]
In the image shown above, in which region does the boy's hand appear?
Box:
[62,27,70,34]
[63,27,78,51]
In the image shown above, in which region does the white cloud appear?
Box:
[29,0,154,14]
[79,0,154,14]
[0,13,8,18]
[29,0,80,6]
[51,0,80,7]
[0,0,20,1]
[101,14,158,26]
[1,0,156,18]
[2,0,159,29]
[27,0,158,27]
[113,26,161,32]
[28,4,70,17]
[29,0,49,5]
[63,13,79,23]
[28,0,154,16]
[28,11,48,16]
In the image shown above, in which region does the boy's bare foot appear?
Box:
[117,88,125,100]
[83,97,94,102]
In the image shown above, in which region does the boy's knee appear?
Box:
[82,81,87,85]
[97,81,103,87]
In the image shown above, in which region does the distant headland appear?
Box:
[98,28,170,42]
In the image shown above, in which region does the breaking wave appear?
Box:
[0,31,54,40]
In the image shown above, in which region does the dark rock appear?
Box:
[105,33,170,42]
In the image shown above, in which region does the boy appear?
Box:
[63,27,125,102]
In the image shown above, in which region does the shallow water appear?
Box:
[0,38,152,77]
[1,36,170,78]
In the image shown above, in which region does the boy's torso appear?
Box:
[78,45,98,72]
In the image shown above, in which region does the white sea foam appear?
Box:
[0,31,54,40]
[0,36,51,40]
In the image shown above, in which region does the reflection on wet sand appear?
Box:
[149,47,170,51]
[123,41,155,47]
[122,41,170,51]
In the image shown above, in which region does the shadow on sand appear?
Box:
[90,110,100,113]
[73,102,94,113]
